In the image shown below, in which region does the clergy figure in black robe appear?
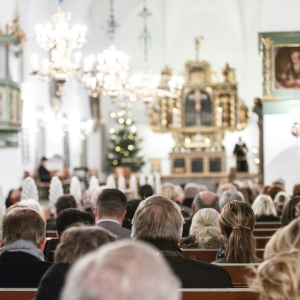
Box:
[233,137,248,172]
[38,157,51,182]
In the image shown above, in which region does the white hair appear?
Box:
[18,199,43,215]
[252,195,277,217]
[90,186,108,209]
[61,240,181,300]
[190,208,220,235]
[219,190,245,209]
[274,191,290,209]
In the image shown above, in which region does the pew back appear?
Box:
[253,228,277,237]
[255,222,281,229]
[182,249,264,262]
[180,288,259,300]
[0,288,37,300]
[213,264,258,288]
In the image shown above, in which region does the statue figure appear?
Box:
[233,137,248,172]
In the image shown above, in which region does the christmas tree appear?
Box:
[107,100,145,172]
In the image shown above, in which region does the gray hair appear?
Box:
[219,190,245,209]
[190,208,220,235]
[61,240,181,300]
[132,195,184,243]
[274,191,290,209]
[252,194,277,217]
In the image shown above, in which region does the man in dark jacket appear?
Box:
[132,195,233,288]
[0,207,51,287]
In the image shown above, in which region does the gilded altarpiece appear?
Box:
[149,57,248,175]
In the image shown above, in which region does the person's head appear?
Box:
[293,184,300,196]
[219,190,244,210]
[96,189,127,223]
[190,208,223,249]
[158,183,179,202]
[54,226,116,264]
[266,185,284,200]
[190,208,220,235]
[184,183,199,199]
[41,156,48,165]
[55,194,77,215]
[291,50,300,64]
[6,190,18,203]
[132,195,184,243]
[174,185,185,204]
[274,191,290,214]
[272,178,286,191]
[219,201,256,263]
[16,199,43,215]
[56,208,95,238]
[192,191,219,213]
[250,218,300,300]
[138,184,153,199]
[61,240,181,300]
[216,183,237,198]
[252,195,277,217]
[281,196,300,227]
[2,207,46,250]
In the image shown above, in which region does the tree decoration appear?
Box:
[107,99,145,172]
[49,176,63,215]
[21,177,39,201]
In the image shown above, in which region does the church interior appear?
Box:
[1,0,299,196]
[1,0,300,299]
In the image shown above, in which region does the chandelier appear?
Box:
[129,0,183,103]
[83,0,130,101]
[31,2,86,97]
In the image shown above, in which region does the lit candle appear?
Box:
[217,107,222,127]
[173,108,178,127]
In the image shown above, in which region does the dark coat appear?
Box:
[44,239,60,263]
[36,263,70,300]
[148,240,233,288]
[96,220,131,240]
[38,165,51,182]
[0,251,52,287]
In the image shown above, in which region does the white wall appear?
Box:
[264,115,300,194]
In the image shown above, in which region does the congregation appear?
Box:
[0,177,299,300]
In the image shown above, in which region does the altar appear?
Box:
[147,39,249,175]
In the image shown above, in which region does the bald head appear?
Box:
[193,191,219,212]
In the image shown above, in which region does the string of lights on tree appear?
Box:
[107,99,145,172]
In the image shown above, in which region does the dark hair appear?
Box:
[55,194,77,215]
[138,185,153,199]
[281,196,300,227]
[41,157,48,162]
[56,208,95,236]
[96,189,127,218]
[293,184,300,196]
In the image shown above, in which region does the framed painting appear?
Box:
[259,31,300,101]
[259,31,300,100]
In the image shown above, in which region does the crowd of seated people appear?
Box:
[2,176,300,299]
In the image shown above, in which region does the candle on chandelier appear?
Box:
[173,108,178,128]
[217,107,223,127]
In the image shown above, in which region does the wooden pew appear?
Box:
[253,228,277,237]
[180,288,259,300]
[182,249,264,263]
[0,288,37,300]
[213,264,258,288]
[255,237,271,248]
[46,231,57,238]
[255,222,281,229]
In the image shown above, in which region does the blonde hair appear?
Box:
[158,183,179,202]
[219,201,256,263]
[250,218,300,300]
[190,208,223,249]
[252,195,277,217]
